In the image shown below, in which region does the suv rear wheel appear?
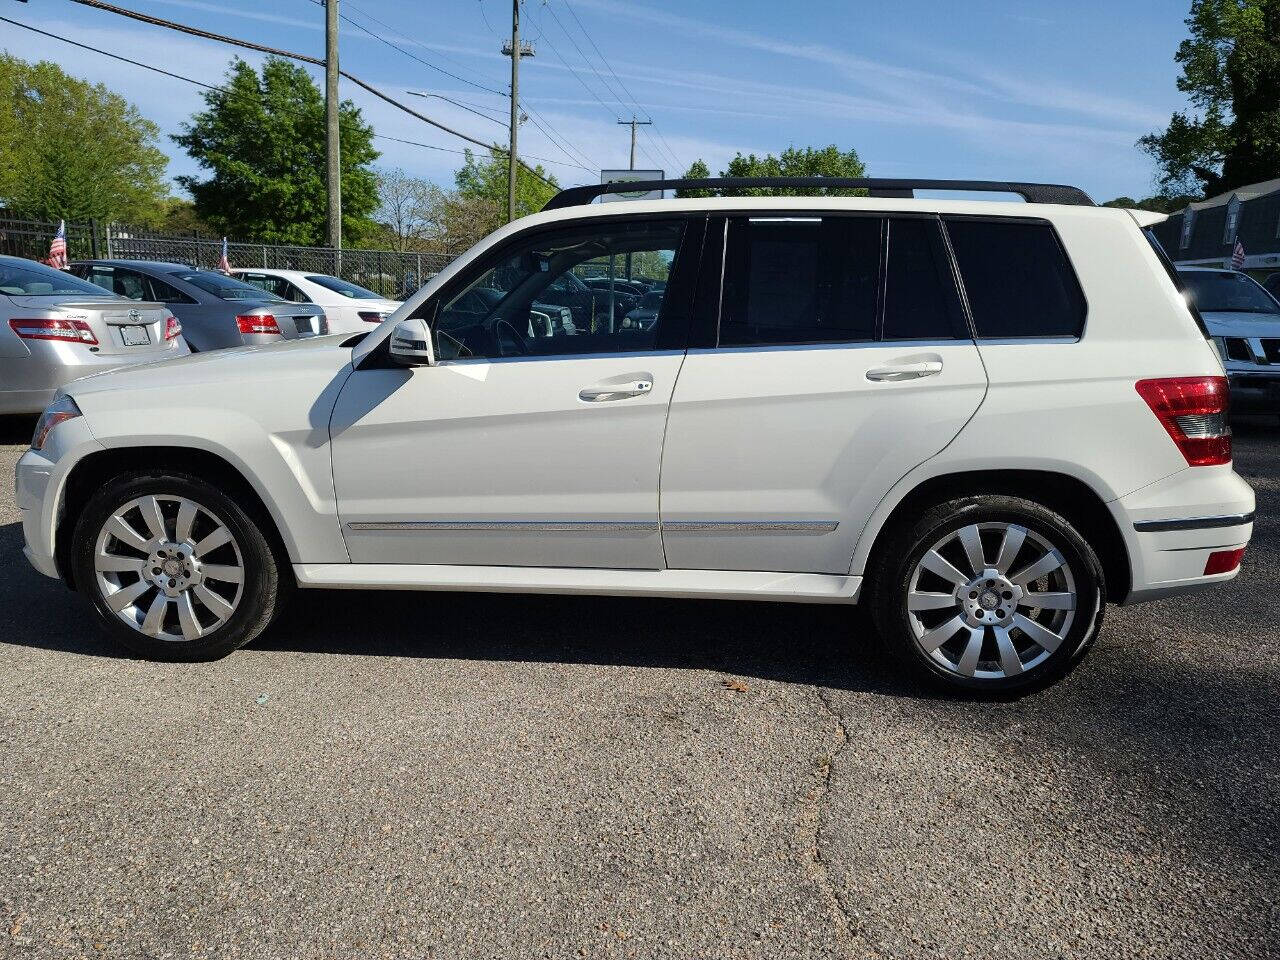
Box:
[72,472,284,660]
[869,495,1105,695]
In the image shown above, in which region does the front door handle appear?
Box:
[579,379,653,402]
[866,361,944,382]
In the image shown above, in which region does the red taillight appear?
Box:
[9,318,98,345]
[1204,547,1246,575]
[358,311,386,323]
[1135,377,1231,466]
[236,313,280,335]
[163,313,182,341]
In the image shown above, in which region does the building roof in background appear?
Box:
[1186,179,1280,211]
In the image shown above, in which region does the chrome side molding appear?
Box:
[346,519,840,535]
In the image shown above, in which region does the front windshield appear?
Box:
[174,270,285,302]
[306,275,382,299]
[0,259,116,297]
[1179,270,1279,314]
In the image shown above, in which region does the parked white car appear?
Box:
[15,178,1254,695]
[231,269,400,334]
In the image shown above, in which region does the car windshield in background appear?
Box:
[305,275,382,299]
[175,271,285,302]
[0,260,116,297]
[1179,270,1279,314]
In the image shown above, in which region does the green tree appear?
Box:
[675,146,866,197]
[0,54,169,222]
[174,57,379,245]
[1101,194,1202,213]
[454,147,558,230]
[1140,0,1280,197]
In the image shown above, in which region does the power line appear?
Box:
[553,0,683,171]
[65,0,557,186]
[0,15,589,180]
[311,0,597,180]
[540,0,628,113]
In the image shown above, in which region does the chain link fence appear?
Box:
[0,211,457,300]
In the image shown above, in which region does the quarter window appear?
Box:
[944,218,1086,339]
[719,216,879,346]
[431,219,688,360]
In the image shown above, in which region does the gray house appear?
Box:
[1151,178,1280,280]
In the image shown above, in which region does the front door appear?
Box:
[659,214,989,574]
[330,216,704,569]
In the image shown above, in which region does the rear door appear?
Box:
[659,213,988,574]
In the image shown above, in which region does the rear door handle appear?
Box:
[866,361,944,382]
[579,380,653,402]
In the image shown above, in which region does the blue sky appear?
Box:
[3,0,1193,202]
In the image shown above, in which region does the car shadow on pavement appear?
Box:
[0,515,918,693]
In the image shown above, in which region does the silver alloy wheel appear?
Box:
[93,495,245,642]
[906,522,1077,680]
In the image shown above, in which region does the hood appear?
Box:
[63,331,355,402]
[1200,311,1280,339]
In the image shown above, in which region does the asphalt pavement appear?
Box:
[1,413,1276,959]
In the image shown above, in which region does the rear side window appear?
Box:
[719,216,879,347]
[883,218,968,340]
[944,218,1086,339]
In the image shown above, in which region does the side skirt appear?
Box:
[293,564,862,604]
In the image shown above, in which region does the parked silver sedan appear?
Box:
[0,255,189,415]
[69,260,328,352]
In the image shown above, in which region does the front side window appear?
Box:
[719,216,879,347]
[944,218,1086,339]
[431,219,687,360]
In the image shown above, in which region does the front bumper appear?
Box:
[1226,368,1280,413]
[1113,465,1256,604]
[15,415,104,582]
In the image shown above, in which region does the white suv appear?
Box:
[14,178,1255,694]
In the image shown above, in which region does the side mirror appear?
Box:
[388,317,435,367]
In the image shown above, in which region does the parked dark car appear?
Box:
[70,259,328,352]
[535,271,636,330]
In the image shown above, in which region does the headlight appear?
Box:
[32,395,82,451]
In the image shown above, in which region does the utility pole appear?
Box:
[617,116,652,170]
[324,0,341,251]
[506,0,520,224]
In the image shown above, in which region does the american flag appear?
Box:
[47,220,68,270]
[217,236,232,274]
[1232,238,1246,270]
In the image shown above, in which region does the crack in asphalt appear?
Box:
[807,684,866,955]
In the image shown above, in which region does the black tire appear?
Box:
[867,495,1105,697]
[72,471,286,661]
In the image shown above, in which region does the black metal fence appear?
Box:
[0,211,457,300]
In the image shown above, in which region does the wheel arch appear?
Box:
[55,446,295,589]
[856,469,1131,602]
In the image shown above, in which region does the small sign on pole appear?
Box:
[599,169,664,202]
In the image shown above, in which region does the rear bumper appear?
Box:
[1113,466,1255,604]
[0,341,188,414]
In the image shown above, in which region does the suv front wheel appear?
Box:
[72,472,285,660]
[869,495,1105,695]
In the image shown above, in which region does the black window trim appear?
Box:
[941,213,1089,342]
